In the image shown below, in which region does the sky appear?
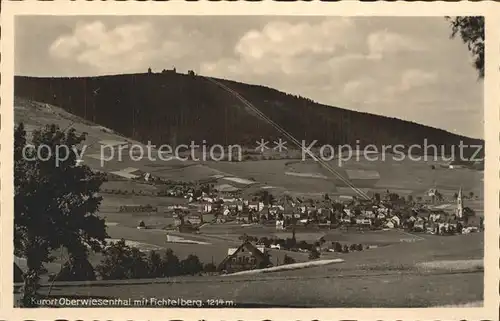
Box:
[15,16,483,139]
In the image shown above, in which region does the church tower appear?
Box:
[456,187,463,219]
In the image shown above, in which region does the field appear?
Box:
[17,232,484,308]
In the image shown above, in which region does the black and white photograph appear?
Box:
[6,5,494,313]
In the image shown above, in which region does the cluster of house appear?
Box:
[175,186,482,236]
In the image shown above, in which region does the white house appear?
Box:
[363,210,376,218]
[203,203,213,213]
[356,218,372,226]
[248,201,265,212]
[390,215,401,226]
[222,197,237,203]
[341,217,351,224]
[429,213,441,222]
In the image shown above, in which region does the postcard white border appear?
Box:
[1,1,498,320]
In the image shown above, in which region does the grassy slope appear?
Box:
[21,233,484,307]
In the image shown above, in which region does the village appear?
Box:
[130,171,482,236]
[107,168,484,275]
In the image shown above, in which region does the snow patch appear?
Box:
[105,239,164,252]
[165,234,211,245]
[225,259,344,276]
[222,177,256,185]
[284,171,328,179]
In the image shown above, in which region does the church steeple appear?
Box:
[456,187,463,219]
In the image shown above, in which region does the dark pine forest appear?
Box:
[14,71,484,157]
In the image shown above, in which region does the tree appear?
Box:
[102,241,148,279]
[469,191,474,199]
[180,254,203,275]
[161,248,180,277]
[446,16,484,78]
[96,239,148,280]
[333,242,343,253]
[14,123,107,306]
[147,250,163,278]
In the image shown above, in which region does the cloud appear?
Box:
[367,30,425,59]
[234,18,355,60]
[48,21,216,74]
[49,21,156,73]
[400,69,438,91]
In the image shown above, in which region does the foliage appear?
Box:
[254,190,275,205]
[203,263,217,273]
[161,248,181,277]
[332,242,343,253]
[147,250,164,278]
[180,254,204,276]
[14,123,107,306]
[308,248,320,260]
[50,256,96,282]
[14,263,24,283]
[283,254,296,265]
[96,239,148,280]
[446,16,484,78]
[259,251,272,269]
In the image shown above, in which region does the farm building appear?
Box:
[218,241,271,273]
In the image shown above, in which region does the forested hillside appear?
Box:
[14,72,484,157]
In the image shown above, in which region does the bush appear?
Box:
[349,244,357,252]
[356,244,363,251]
[333,242,343,253]
[283,254,296,264]
[342,245,349,253]
[203,263,217,273]
[308,248,320,260]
